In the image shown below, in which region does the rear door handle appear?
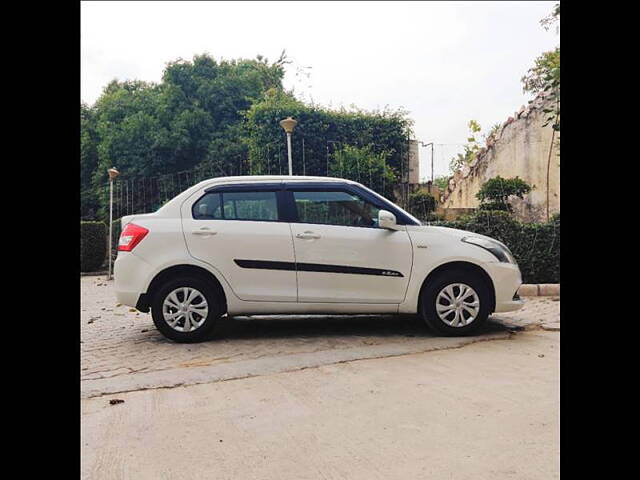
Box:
[296,231,320,240]
[192,228,217,236]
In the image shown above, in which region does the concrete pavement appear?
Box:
[81,330,559,480]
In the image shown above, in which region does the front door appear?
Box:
[182,186,297,302]
[287,187,413,303]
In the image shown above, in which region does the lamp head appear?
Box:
[107,167,120,180]
[279,117,297,134]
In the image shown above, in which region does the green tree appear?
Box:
[433,175,449,191]
[522,3,559,133]
[81,51,413,221]
[81,103,100,219]
[476,176,532,212]
[521,2,559,220]
[449,119,482,172]
[540,2,560,33]
[486,123,501,139]
[83,53,288,221]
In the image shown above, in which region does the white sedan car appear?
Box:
[115,176,523,342]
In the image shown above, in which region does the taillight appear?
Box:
[118,223,149,252]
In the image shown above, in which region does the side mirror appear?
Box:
[378,210,402,231]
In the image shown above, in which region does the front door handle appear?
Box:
[192,228,217,236]
[296,231,320,240]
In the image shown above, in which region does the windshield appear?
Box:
[357,183,421,225]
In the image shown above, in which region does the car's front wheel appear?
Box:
[419,269,492,336]
[151,276,223,343]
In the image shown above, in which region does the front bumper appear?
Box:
[495,297,525,313]
[483,261,524,313]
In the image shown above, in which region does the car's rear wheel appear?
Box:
[151,276,223,343]
[419,269,492,336]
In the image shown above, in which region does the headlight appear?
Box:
[462,236,517,264]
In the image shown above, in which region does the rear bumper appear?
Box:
[483,261,524,313]
[115,290,141,309]
[114,251,153,309]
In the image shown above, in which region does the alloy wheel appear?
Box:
[162,287,209,332]
[435,283,480,327]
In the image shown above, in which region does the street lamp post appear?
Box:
[420,142,435,192]
[107,167,120,280]
[279,117,298,175]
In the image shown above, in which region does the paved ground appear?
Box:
[81,276,560,479]
[81,276,559,398]
[81,329,559,480]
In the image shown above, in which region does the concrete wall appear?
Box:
[441,94,559,222]
[440,208,476,221]
[407,139,420,185]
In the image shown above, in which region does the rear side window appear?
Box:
[293,190,381,227]
[192,192,223,219]
[193,191,279,221]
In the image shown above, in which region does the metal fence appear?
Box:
[103,139,432,219]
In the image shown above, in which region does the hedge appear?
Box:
[432,211,560,284]
[81,221,107,272]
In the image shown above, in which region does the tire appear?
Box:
[419,269,492,336]
[151,276,224,343]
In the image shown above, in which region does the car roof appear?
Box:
[201,175,356,186]
[155,175,358,217]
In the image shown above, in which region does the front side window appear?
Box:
[293,190,381,227]
[193,191,278,221]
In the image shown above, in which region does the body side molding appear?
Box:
[234,259,404,277]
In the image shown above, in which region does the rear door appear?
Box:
[181,183,297,302]
[286,183,413,304]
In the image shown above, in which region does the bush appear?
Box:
[408,190,437,220]
[476,176,532,212]
[423,212,445,222]
[433,210,559,284]
[81,221,107,272]
[478,201,510,212]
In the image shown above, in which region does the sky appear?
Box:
[81,1,559,182]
